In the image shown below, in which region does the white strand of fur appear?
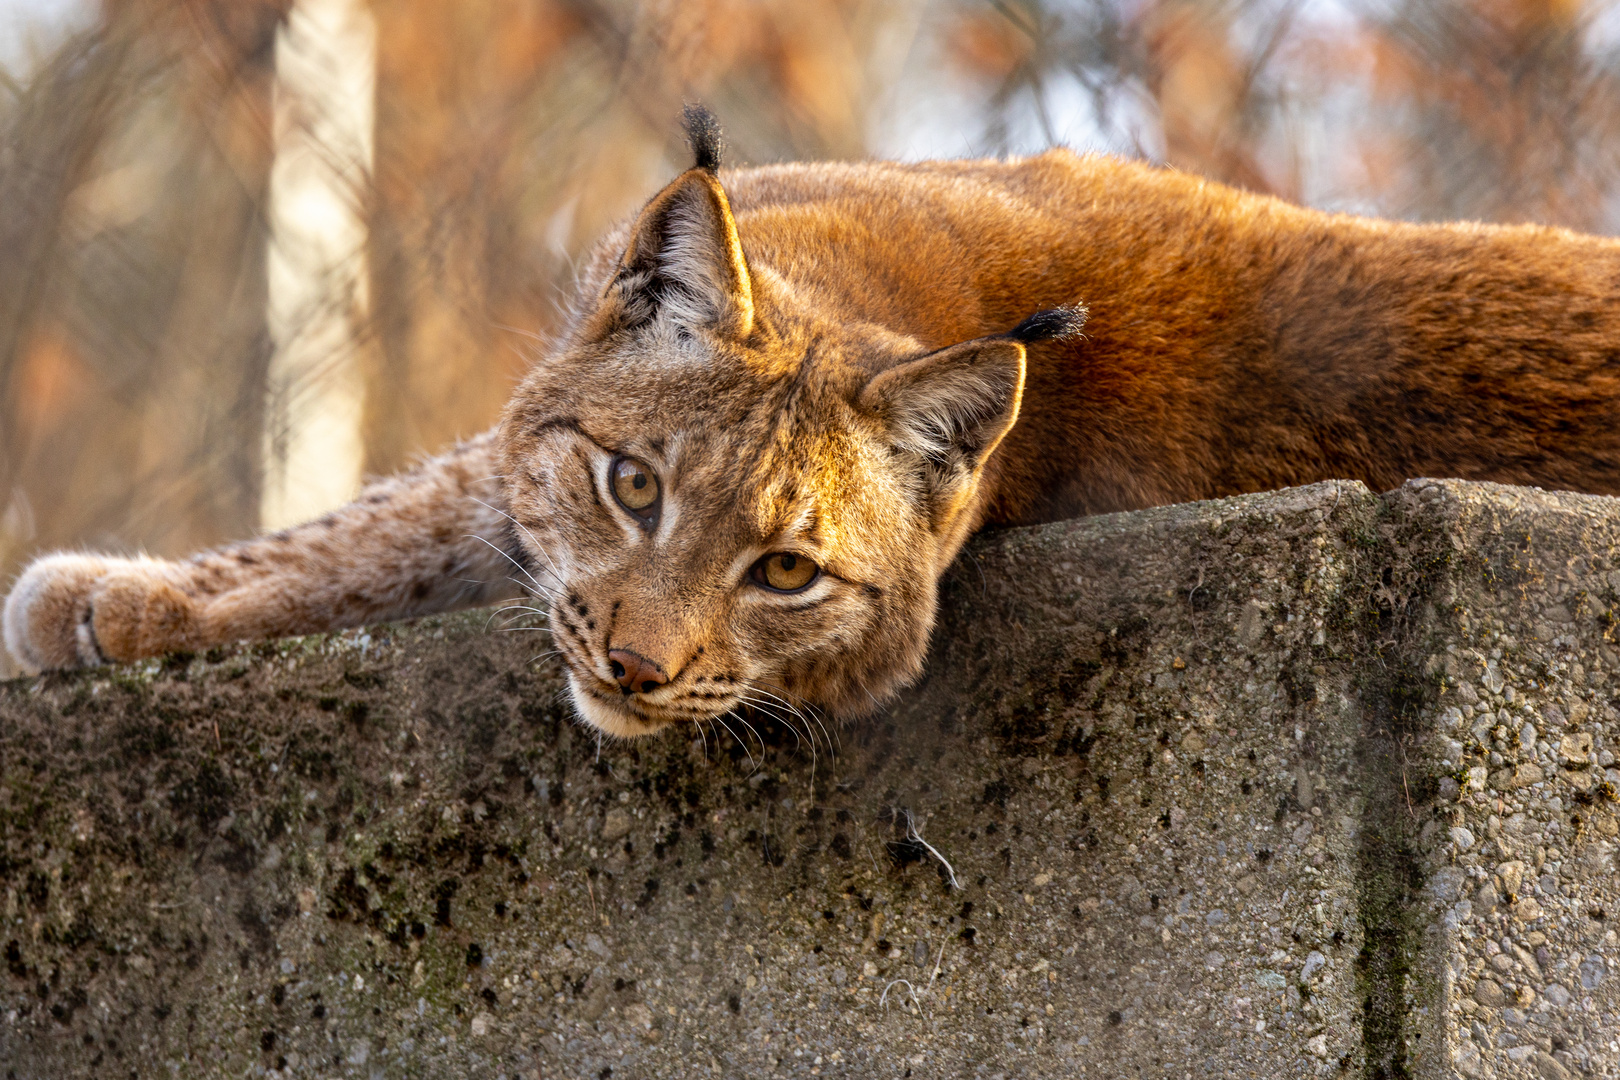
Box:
[903,807,961,891]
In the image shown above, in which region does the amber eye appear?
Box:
[753,552,819,592]
[611,456,659,518]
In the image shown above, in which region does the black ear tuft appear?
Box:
[682,104,724,173]
[1005,304,1088,344]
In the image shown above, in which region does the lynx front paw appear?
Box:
[4,553,201,672]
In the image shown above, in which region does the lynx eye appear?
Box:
[753,552,819,593]
[611,456,660,518]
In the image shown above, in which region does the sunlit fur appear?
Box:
[500,275,958,738]
[7,147,1620,741]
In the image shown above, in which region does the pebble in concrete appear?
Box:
[1406,481,1620,1080]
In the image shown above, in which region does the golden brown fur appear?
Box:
[8,122,1619,737]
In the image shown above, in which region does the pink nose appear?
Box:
[608,649,668,694]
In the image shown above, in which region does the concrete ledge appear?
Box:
[2,479,1619,1078]
[1392,482,1620,1080]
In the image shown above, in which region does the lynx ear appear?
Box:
[860,338,1026,478]
[858,307,1086,509]
[605,169,754,339]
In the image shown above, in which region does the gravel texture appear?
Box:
[1399,481,1620,1080]
[2,478,1618,1078]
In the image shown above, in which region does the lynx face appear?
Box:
[501,326,933,738]
[498,164,1053,738]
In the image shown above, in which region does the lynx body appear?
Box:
[8,117,1620,736]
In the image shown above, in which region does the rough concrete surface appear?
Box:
[2,478,1619,1079]
[1393,482,1620,1080]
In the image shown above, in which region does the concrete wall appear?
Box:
[2,478,1619,1079]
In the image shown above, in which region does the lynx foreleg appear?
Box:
[3,431,536,671]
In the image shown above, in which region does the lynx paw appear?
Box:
[4,553,200,672]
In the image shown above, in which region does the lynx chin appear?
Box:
[7,107,1619,738]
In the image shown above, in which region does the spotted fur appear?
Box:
[8,124,1620,737]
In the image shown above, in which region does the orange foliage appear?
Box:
[12,324,87,433]
[946,11,1032,82]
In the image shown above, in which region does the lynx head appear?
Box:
[498,108,1084,738]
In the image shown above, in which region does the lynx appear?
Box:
[7,108,1619,737]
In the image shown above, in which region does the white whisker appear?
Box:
[729,711,770,771]
[467,533,558,601]
[486,602,548,634]
[500,576,557,604]
[470,498,569,590]
[711,715,758,773]
[752,684,838,757]
[740,693,804,754]
[491,600,550,618]
[738,692,814,772]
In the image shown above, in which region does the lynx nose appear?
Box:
[608,649,668,694]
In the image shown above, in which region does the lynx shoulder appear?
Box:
[7,108,1619,738]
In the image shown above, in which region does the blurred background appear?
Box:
[3,0,1620,672]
